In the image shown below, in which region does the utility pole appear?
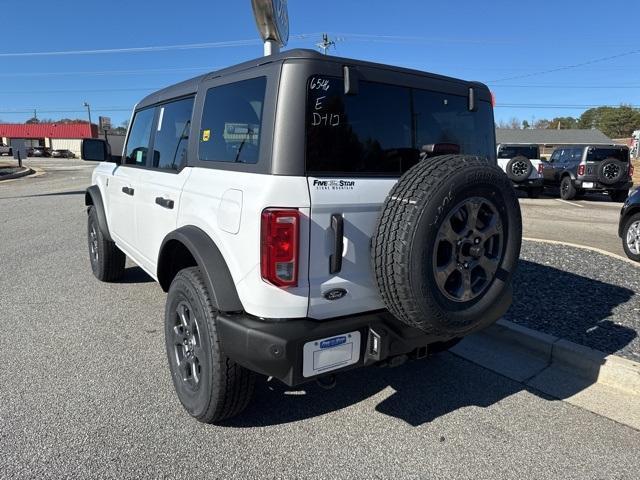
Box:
[83,102,92,132]
[316,33,336,55]
[33,109,37,121]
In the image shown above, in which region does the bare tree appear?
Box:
[497,117,522,129]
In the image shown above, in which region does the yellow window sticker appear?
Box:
[202,129,211,142]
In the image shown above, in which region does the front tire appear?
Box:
[87,206,125,281]
[165,267,255,423]
[622,213,640,262]
[560,176,577,200]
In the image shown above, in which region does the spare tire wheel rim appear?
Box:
[603,163,620,181]
[433,197,504,302]
[627,220,640,255]
[511,160,528,178]
[172,302,203,392]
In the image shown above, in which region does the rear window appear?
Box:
[306,76,495,176]
[497,145,539,159]
[586,147,629,162]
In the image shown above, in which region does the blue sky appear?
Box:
[0,0,638,126]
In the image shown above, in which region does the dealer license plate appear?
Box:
[302,331,361,378]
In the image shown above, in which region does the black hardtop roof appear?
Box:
[137,49,489,109]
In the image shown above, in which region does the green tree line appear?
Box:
[497,105,640,138]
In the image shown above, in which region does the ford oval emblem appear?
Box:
[323,288,347,301]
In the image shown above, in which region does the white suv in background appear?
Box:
[82,49,522,423]
[497,143,545,198]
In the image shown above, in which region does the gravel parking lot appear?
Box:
[506,241,640,360]
[1,160,639,479]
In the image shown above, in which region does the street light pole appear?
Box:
[83,102,93,136]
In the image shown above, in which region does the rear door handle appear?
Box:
[329,213,344,274]
[155,197,174,210]
[121,186,134,196]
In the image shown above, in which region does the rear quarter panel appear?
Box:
[178,169,311,319]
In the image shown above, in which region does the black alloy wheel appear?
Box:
[433,197,504,303]
[171,302,204,392]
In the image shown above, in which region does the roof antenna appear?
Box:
[316,33,336,55]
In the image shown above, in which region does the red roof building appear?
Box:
[0,123,97,139]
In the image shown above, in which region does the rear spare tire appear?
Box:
[598,158,626,185]
[372,155,522,335]
[505,156,533,183]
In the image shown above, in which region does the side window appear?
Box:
[151,97,194,171]
[124,108,155,166]
[550,151,559,162]
[559,149,569,163]
[573,148,584,162]
[198,77,267,164]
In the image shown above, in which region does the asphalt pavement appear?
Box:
[519,192,627,258]
[1,160,639,479]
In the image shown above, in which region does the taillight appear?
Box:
[577,164,585,176]
[537,163,544,174]
[629,164,635,177]
[490,91,496,107]
[261,208,300,287]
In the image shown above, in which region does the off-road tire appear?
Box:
[610,189,628,202]
[165,267,255,423]
[622,213,640,262]
[597,157,626,185]
[505,156,533,183]
[560,176,577,200]
[372,155,522,335]
[87,206,125,282]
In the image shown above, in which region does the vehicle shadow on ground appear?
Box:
[504,260,636,354]
[222,259,636,429]
[223,352,530,428]
[119,266,154,284]
[0,190,85,200]
[515,187,622,203]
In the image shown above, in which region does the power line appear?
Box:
[490,48,640,83]
[0,87,161,94]
[0,38,265,58]
[490,84,640,89]
[0,108,131,114]
[495,103,640,109]
[0,32,511,59]
[0,66,215,78]
[330,32,510,45]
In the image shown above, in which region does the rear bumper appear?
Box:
[574,179,633,191]
[216,302,507,386]
[513,177,543,188]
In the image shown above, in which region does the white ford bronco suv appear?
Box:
[82,50,522,423]
[496,143,545,198]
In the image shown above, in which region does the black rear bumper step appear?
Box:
[215,303,507,386]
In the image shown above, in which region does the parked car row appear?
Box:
[25,146,76,158]
[498,143,633,202]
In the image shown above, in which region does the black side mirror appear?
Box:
[81,138,118,163]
